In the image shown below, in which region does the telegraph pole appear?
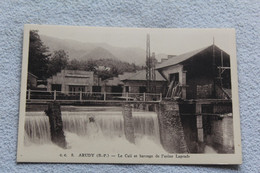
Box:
[146,34,151,93]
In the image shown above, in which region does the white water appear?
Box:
[24,109,217,154]
[24,113,51,145]
[24,110,166,154]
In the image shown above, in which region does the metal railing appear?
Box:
[26,89,162,102]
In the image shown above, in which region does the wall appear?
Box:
[158,64,183,84]
[158,101,188,153]
[123,80,166,95]
[27,73,37,89]
[47,70,94,93]
[204,115,234,153]
[186,76,214,99]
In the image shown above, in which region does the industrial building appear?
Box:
[156,44,231,100]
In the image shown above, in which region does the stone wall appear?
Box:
[208,114,234,153]
[202,113,234,153]
[122,104,135,144]
[44,101,67,148]
[197,84,213,99]
[180,114,198,153]
[158,101,188,153]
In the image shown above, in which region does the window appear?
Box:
[51,84,62,91]
[92,86,101,92]
[169,73,179,84]
[69,85,85,94]
[125,86,129,92]
[139,86,146,93]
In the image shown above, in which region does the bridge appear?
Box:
[26,90,162,104]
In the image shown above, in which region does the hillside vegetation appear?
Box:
[28,30,143,81]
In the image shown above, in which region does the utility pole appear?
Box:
[212,37,216,97]
[146,34,151,93]
[146,34,156,93]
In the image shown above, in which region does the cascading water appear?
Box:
[24,109,162,150]
[23,107,218,154]
[133,112,160,144]
[62,112,124,139]
[24,112,51,145]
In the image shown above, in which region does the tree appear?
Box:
[110,66,119,76]
[28,30,50,79]
[83,59,97,72]
[47,50,69,76]
[67,59,82,70]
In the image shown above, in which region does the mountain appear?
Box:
[40,35,147,65]
[105,46,146,65]
[40,35,96,59]
[81,47,118,60]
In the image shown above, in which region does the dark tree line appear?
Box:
[28,30,142,81]
[28,30,69,79]
[28,30,51,79]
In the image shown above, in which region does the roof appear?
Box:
[119,72,136,80]
[156,45,212,69]
[28,72,38,79]
[105,77,124,86]
[65,74,91,78]
[122,70,166,81]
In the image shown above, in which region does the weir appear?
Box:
[24,105,161,150]
[24,99,233,154]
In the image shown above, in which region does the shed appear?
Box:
[156,45,231,99]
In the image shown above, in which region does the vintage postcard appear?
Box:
[17,25,242,164]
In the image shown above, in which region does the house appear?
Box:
[47,70,98,94]
[121,70,167,95]
[100,70,166,99]
[156,44,231,100]
[27,72,38,89]
[102,76,124,94]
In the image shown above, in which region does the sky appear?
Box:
[27,24,236,56]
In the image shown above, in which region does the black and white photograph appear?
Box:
[17,25,242,164]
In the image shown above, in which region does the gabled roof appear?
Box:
[156,45,212,69]
[122,70,166,81]
[105,77,124,86]
[119,72,136,81]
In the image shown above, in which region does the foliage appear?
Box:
[28,31,141,81]
[28,30,50,79]
[47,50,69,77]
[67,58,142,80]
